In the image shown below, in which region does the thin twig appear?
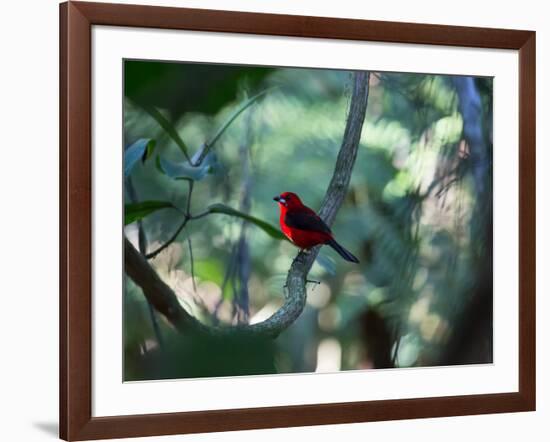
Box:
[145,217,189,260]
[187,237,197,293]
[145,178,195,260]
[143,208,234,260]
[184,179,193,215]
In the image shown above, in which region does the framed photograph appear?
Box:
[60,1,536,440]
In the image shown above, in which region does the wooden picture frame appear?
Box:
[60,1,536,440]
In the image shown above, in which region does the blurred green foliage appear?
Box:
[124,60,493,381]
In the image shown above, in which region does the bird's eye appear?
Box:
[286,195,291,200]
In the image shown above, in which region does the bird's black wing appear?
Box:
[284,210,331,234]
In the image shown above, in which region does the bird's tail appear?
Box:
[327,238,359,263]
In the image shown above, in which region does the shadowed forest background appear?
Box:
[123,60,493,381]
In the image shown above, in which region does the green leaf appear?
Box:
[138,101,190,160]
[124,138,156,177]
[156,155,212,181]
[144,141,156,162]
[125,200,175,225]
[208,203,287,241]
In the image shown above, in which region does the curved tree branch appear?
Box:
[124,71,370,338]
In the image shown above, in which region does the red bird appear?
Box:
[274,192,359,263]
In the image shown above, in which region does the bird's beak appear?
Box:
[273,196,286,204]
[273,196,280,202]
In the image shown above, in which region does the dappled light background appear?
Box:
[123,60,493,381]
